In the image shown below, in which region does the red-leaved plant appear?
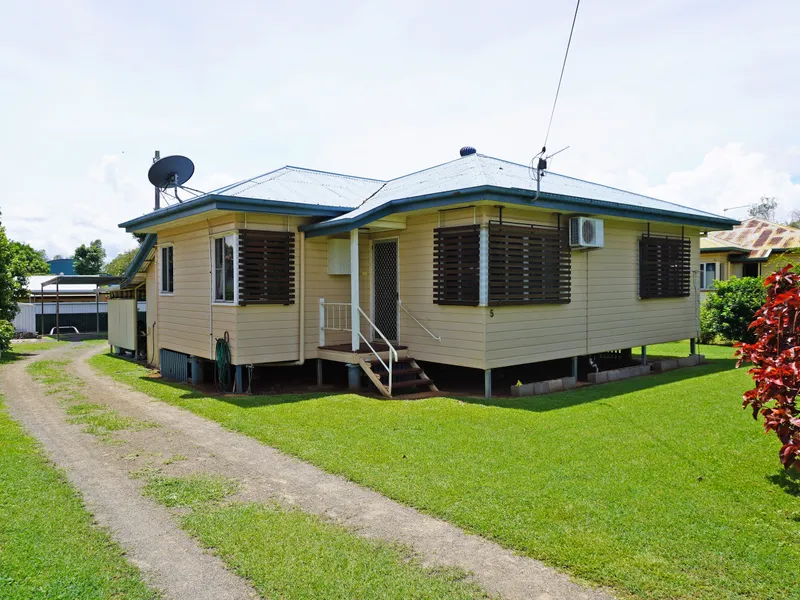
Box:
[736,264,800,471]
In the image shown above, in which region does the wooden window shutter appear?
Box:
[488,222,571,305]
[433,225,480,306]
[639,235,691,299]
[238,230,295,305]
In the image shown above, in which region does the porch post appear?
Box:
[95,288,100,334]
[484,369,492,399]
[350,229,359,352]
[55,282,60,341]
[40,284,44,336]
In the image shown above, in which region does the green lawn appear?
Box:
[91,343,800,600]
[0,394,156,599]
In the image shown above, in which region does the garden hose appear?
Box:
[215,332,232,393]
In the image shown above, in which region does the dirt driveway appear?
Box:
[1,343,614,600]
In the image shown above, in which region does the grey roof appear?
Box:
[120,152,738,235]
[212,166,383,208]
[321,154,731,226]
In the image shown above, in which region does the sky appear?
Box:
[1,0,798,260]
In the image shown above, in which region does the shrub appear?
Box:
[0,319,13,354]
[699,303,716,344]
[705,276,766,343]
[737,265,800,471]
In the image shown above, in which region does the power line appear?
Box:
[542,0,582,150]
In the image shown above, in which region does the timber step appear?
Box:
[358,356,438,399]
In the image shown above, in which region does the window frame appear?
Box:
[159,244,174,296]
[211,232,239,305]
[699,262,718,290]
[638,235,692,299]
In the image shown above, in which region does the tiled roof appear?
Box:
[702,218,800,259]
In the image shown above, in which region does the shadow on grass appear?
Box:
[101,354,344,408]
[767,470,800,498]
[456,358,740,413]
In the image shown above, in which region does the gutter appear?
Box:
[119,195,352,233]
[299,185,740,238]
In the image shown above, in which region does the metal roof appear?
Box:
[702,218,800,259]
[120,152,739,235]
[40,275,122,287]
[213,166,383,207]
[316,154,733,229]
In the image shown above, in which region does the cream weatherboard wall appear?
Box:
[145,262,159,366]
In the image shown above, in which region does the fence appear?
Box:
[12,303,36,333]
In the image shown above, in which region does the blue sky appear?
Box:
[1,0,798,259]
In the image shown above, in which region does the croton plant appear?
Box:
[736,265,800,471]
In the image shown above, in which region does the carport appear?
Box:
[39,275,122,339]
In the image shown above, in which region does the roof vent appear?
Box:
[459,146,477,157]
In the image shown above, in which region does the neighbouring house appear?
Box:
[112,149,737,397]
[699,218,800,299]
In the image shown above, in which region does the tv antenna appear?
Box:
[529,145,569,200]
[148,152,205,209]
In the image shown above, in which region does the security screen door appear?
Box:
[372,240,398,342]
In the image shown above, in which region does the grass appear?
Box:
[182,502,488,599]
[143,474,239,508]
[0,394,156,599]
[28,359,156,439]
[91,343,800,599]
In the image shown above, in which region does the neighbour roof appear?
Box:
[29,274,121,294]
[120,151,739,235]
[701,218,800,259]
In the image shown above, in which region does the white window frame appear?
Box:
[699,262,719,290]
[159,244,174,296]
[212,232,239,305]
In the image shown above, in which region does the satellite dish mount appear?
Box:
[148,153,199,209]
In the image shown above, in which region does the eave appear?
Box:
[299,185,740,238]
[119,194,352,233]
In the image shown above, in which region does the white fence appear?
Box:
[12,303,36,333]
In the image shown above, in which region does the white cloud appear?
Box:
[586,144,800,223]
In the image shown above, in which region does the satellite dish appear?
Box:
[147,155,195,189]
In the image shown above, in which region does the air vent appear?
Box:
[569,217,604,249]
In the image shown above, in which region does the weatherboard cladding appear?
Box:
[119,152,738,235]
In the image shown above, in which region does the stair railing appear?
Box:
[357,306,398,396]
[398,300,441,342]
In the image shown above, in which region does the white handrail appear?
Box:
[358,306,398,396]
[319,299,399,395]
[398,300,441,342]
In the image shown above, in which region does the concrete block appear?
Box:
[547,378,564,393]
[653,359,679,373]
[562,376,577,390]
[510,383,536,397]
[588,371,608,384]
[533,381,550,395]
[678,356,699,368]
[697,354,706,364]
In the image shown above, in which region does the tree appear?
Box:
[737,265,800,471]
[748,196,778,221]
[132,232,147,244]
[52,254,63,260]
[7,241,49,299]
[73,240,106,275]
[0,212,19,322]
[704,277,766,344]
[787,210,800,229]
[105,248,138,277]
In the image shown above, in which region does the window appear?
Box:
[213,234,237,303]
[743,263,760,278]
[433,225,480,305]
[487,222,571,305]
[639,235,691,299]
[699,262,718,290]
[160,245,173,294]
[238,229,295,305]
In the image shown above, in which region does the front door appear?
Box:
[372,239,398,342]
